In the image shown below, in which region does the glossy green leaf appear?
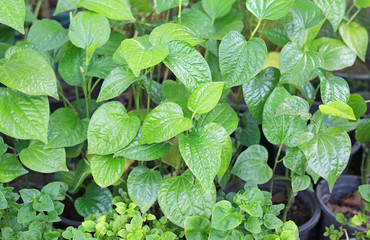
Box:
[178,128,221,188]
[279,42,322,84]
[211,200,242,230]
[356,119,370,143]
[246,0,294,20]
[149,23,203,46]
[263,213,283,229]
[157,170,216,227]
[311,38,356,71]
[291,174,310,193]
[0,136,8,156]
[20,141,67,173]
[184,216,211,240]
[0,48,58,98]
[161,138,183,170]
[91,154,124,188]
[262,86,307,147]
[177,9,215,39]
[162,80,192,118]
[202,0,236,21]
[76,0,135,20]
[97,65,144,102]
[28,19,68,51]
[140,102,192,144]
[209,229,244,240]
[259,27,290,47]
[85,55,117,79]
[282,147,306,176]
[75,183,113,217]
[313,0,345,31]
[298,128,351,190]
[231,145,272,184]
[355,0,370,8]
[287,0,323,28]
[320,76,350,105]
[219,31,267,88]
[319,101,356,120]
[59,46,86,86]
[47,108,89,148]
[197,104,239,135]
[68,11,111,50]
[0,88,49,143]
[235,111,261,147]
[0,0,25,33]
[88,101,140,155]
[154,0,189,14]
[348,94,367,120]
[188,82,224,114]
[128,166,162,209]
[17,206,36,224]
[163,40,212,92]
[0,191,7,209]
[276,96,310,120]
[243,67,280,122]
[210,20,244,40]
[95,32,127,56]
[121,36,169,77]
[0,154,28,183]
[244,216,261,234]
[70,159,91,193]
[54,0,75,15]
[358,184,370,202]
[339,22,368,62]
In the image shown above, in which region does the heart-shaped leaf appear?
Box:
[259,27,290,47]
[211,200,243,230]
[282,147,306,176]
[339,22,368,62]
[298,128,351,191]
[0,154,28,183]
[127,166,163,209]
[88,101,140,155]
[163,41,212,92]
[319,101,356,120]
[320,76,350,105]
[20,141,67,173]
[276,96,310,120]
[140,102,192,144]
[244,216,261,234]
[0,0,25,33]
[75,0,135,20]
[85,55,117,79]
[0,88,49,143]
[313,0,345,32]
[202,0,236,21]
[219,31,267,88]
[291,174,311,193]
[158,170,216,227]
[149,23,203,46]
[0,48,58,98]
[184,216,211,240]
[162,80,192,118]
[91,154,124,188]
[59,46,87,86]
[355,0,370,8]
[47,108,89,148]
[246,0,294,20]
[178,128,221,188]
[177,9,215,39]
[75,183,113,217]
[188,82,225,114]
[154,0,189,14]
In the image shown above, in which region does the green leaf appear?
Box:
[246,0,294,20]
[184,216,211,240]
[197,104,238,135]
[313,0,345,31]
[149,23,203,46]
[339,22,368,62]
[0,154,28,183]
[243,67,280,122]
[162,80,192,118]
[54,0,75,16]
[163,41,212,92]
[88,101,140,155]
[33,193,54,212]
[59,46,86,86]
[320,76,350,105]
[298,128,351,191]
[219,32,267,88]
[276,96,310,120]
[209,229,244,240]
[96,32,127,56]
[279,42,322,84]
[286,0,323,29]
[177,9,215,39]
[356,119,370,143]
[0,191,7,209]
[355,0,370,8]
[210,20,244,40]
[42,182,66,200]
[178,128,221,188]
[0,136,8,156]
[75,0,135,20]
[0,0,25,34]
[244,216,261,234]
[154,0,189,14]
[235,111,261,147]
[347,94,367,120]
[158,171,216,227]
[70,159,91,193]
[202,0,236,21]
[319,101,356,120]
[128,166,162,209]
[91,154,124,188]
[68,11,111,50]
[263,213,283,229]
[231,145,272,184]
[140,102,192,144]
[17,205,36,224]
[282,147,306,176]
[188,82,224,114]
[259,27,290,47]
[20,141,67,173]
[85,55,117,79]
[0,48,58,98]
[211,200,242,230]
[291,174,311,193]
[262,86,307,147]
[310,38,356,71]
[0,88,49,142]
[358,184,370,202]
[161,138,183,170]
[47,108,88,148]
[28,19,68,51]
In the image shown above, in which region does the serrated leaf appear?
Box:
[313,0,345,32]
[276,96,310,120]
[0,0,25,34]
[59,46,86,86]
[298,128,351,191]
[0,154,28,183]
[188,82,224,114]
[291,174,310,193]
[54,0,75,16]
[211,200,242,230]
[20,141,67,173]
[91,154,124,188]
[231,145,272,184]
[178,128,221,188]
[202,0,236,21]
[177,9,215,39]
[157,171,216,227]
[319,101,356,120]
[127,166,163,209]
[339,22,368,62]
[163,41,212,92]
[184,216,211,240]
[0,88,49,143]
[0,48,58,98]
[259,27,290,47]
[320,76,350,105]
[282,147,306,175]
[154,0,189,14]
[75,0,135,20]
[219,31,267,88]
[88,101,140,155]
[246,0,294,20]
[140,102,192,144]
[149,23,203,46]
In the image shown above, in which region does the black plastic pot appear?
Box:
[316,175,366,240]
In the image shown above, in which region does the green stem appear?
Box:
[166,9,170,23]
[283,190,294,222]
[204,49,210,61]
[178,0,183,25]
[57,80,68,108]
[361,144,369,185]
[365,100,370,104]
[190,111,196,122]
[91,78,101,94]
[236,86,242,116]
[135,84,141,110]
[271,143,284,193]
[147,68,154,113]
[80,67,90,118]
[250,19,262,40]
[75,86,81,114]
[59,92,78,113]
[34,0,44,17]
[347,8,361,26]
[231,145,243,166]
[346,2,355,15]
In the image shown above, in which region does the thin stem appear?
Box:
[250,19,262,40]
[271,143,284,193]
[190,111,196,122]
[166,9,170,23]
[135,84,141,110]
[57,80,67,107]
[178,0,183,25]
[361,144,369,185]
[75,87,81,114]
[365,100,370,103]
[59,92,78,112]
[91,78,101,94]
[34,0,44,18]
[346,2,355,15]
[236,86,242,116]
[347,8,361,26]
[80,67,90,118]
[204,49,210,61]
[147,68,154,113]
[283,191,294,222]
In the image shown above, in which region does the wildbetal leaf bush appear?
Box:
[0,0,369,239]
